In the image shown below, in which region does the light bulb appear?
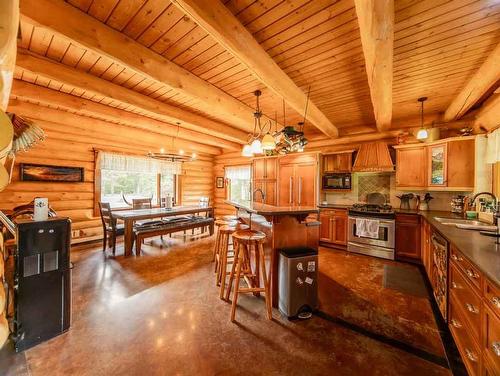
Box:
[250,139,263,154]
[241,144,254,157]
[191,152,197,159]
[160,148,165,153]
[416,128,428,140]
[179,149,185,155]
[261,133,276,150]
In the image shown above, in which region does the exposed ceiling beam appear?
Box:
[7,100,221,155]
[444,42,500,121]
[16,49,248,144]
[171,0,339,139]
[19,0,261,132]
[354,0,394,131]
[474,93,500,131]
[10,80,240,151]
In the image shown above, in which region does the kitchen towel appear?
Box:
[355,218,380,239]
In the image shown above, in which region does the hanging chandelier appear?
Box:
[241,90,309,157]
[148,125,196,162]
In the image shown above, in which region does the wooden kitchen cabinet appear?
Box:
[252,157,277,205]
[395,146,426,188]
[322,151,353,173]
[393,136,475,190]
[319,209,348,247]
[395,213,421,262]
[421,219,432,277]
[253,157,277,180]
[278,153,318,207]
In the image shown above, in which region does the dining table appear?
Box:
[113,205,214,256]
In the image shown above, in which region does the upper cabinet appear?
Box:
[252,157,278,205]
[395,146,427,188]
[394,137,475,191]
[322,151,353,173]
[253,157,277,180]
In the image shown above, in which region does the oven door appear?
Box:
[347,216,395,249]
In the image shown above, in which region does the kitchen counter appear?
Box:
[397,209,500,286]
[317,204,351,209]
[226,200,318,216]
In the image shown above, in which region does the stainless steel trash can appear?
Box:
[278,247,318,318]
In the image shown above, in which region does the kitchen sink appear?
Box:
[433,217,497,231]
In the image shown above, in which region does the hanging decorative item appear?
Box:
[241,89,309,157]
[10,113,46,153]
[147,124,196,162]
[415,97,429,141]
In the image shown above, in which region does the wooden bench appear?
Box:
[134,217,214,255]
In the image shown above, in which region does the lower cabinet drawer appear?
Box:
[449,295,481,376]
[450,263,482,341]
[484,279,500,317]
[482,304,500,374]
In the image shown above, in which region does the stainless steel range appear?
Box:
[347,203,395,260]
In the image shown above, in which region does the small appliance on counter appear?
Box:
[322,173,351,190]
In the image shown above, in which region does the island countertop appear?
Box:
[225,200,319,216]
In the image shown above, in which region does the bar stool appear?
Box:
[222,215,238,222]
[225,229,271,322]
[213,219,232,262]
[216,223,249,298]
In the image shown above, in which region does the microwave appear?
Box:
[322,173,351,190]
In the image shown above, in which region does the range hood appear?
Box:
[352,142,394,172]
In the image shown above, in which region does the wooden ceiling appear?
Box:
[11,0,500,154]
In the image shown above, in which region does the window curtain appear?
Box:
[224,165,251,180]
[99,152,182,175]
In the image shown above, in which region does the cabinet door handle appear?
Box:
[450,319,461,328]
[465,348,478,362]
[465,303,479,314]
[492,296,500,308]
[289,177,293,205]
[298,177,302,205]
[492,342,500,357]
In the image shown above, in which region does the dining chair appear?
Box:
[132,198,152,210]
[99,202,124,256]
[191,197,211,235]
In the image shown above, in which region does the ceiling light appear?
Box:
[416,97,428,141]
[191,152,197,159]
[241,144,254,157]
[250,139,262,154]
[261,132,276,150]
[179,149,185,155]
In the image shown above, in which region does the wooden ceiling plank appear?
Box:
[172,0,339,138]
[88,0,121,23]
[444,41,500,121]
[11,79,240,151]
[19,22,34,49]
[354,0,394,131]
[21,0,259,131]
[122,0,171,40]
[16,49,249,144]
[106,0,148,31]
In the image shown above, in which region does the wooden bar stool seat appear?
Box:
[225,229,272,322]
[212,219,233,262]
[222,215,238,222]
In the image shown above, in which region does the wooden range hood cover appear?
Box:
[352,142,394,172]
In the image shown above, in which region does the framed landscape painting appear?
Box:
[20,163,84,183]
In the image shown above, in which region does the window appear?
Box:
[97,152,179,209]
[225,165,251,202]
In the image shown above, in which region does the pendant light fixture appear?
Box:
[416,97,429,141]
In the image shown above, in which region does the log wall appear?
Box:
[1,102,214,244]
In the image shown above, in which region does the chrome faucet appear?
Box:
[469,192,498,214]
[253,188,265,203]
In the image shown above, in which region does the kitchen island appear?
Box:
[226,200,320,307]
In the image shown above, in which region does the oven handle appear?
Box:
[348,241,393,251]
[348,217,395,225]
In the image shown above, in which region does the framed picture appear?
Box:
[216,176,224,189]
[20,163,84,183]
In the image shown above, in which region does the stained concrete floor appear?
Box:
[1,234,454,375]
